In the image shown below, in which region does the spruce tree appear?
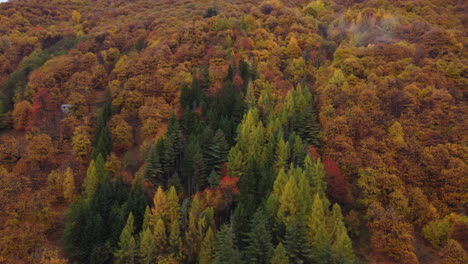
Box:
[114,213,136,264]
[284,219,312,264]
[272,243,290,264]
[244,208,274,264]
[208,170,220,187]
[144,144,162,183]
[206,129,229,173]
[214,225,241,264]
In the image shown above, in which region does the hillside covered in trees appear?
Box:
[0,0,466,263]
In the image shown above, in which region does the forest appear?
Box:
[0,0,466,263]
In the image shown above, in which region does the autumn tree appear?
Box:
[28,134,54,165]
[109,115,133,152]
[72,125,92,163]
[12,101,32,131]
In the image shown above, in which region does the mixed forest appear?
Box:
[0,0,467,263]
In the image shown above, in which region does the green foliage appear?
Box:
[284,220,312,264]
[214,225,241,264]
[243,208,274,264]
[114,213,136,264]
[138,228,157,264]
[272,242,289,264]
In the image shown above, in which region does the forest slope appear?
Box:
[0,0,467,263]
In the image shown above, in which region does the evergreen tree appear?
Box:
[124,182,148,233]
[271,243,289,264]
[308,193,332,263]
[200,227,216,264]
[284,220,312,264]
[277,175,301,225]
[206,129,229,173]
[330,204,355,264]
[83,160,98,199]
[214,225,241,264]
[114,213,136,264]
[92,96,113,159]
[274,136,290,172]
[166,186,182,255]
[304,156,329,209]
[138,227,157,264]
[142,206,152,231]
[244,209,274,264]
[208,170,220,187]
[185,196,203,262]
[95,154,107,184]
[144,142,163,184]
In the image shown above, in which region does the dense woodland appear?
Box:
[0,0,467,263]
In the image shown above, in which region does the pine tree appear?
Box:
[304,156,329,209]
[206,129,229,173]
[214,225,241,264]
[114,213,136,264]
[308,193,332,263]
[144,143,162,183]
[95,154,107,184]
[185,196,203,262]
[83,160,98,199]
[166,186,180,224]
[274,137,290,172]
[271,243,289,264]
[330,204,355,264]
[208,170,220,187]
[166,186,182,255]
[244,208,274,264]
[142,206,152,231]
[138,227,157,264]
[284,220,312,264]
[125,182,148,232]
[273,168,288,198]
[199,227,216,264]
[63,167,75,203]
[277,175,301,225]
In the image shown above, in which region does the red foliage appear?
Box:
[29,88,53,129]
[240,37,253,50]
[195,175,240,210]
[323,159,349,205]
[232,74,244,89]
[205,45,216,58]
[308,146,321,160]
